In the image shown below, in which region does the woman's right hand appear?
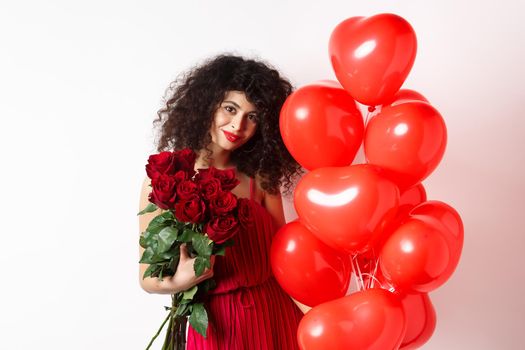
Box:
[168,243,216,293]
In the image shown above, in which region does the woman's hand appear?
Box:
[168,243,216,293]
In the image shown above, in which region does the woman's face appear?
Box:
[209,90,259,152]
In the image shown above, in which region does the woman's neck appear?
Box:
[195,145,234,170]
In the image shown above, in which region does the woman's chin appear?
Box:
[217,142,240,152]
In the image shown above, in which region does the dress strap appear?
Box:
[249,176,255,201]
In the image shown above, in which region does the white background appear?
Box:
[1,0,523,349]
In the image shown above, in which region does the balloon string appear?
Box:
[370,256,380,289]
[350,255,358,291]
[361,273,382,288]
[350,254,361,291]
[352,254,365,291]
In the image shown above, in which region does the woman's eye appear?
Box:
[248,114,258,122]
[225,106,235,113]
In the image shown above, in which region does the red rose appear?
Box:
[199,178,222,201]
[174,195,206,223]
[194,167,239,192]
[237,198,255,229]
[146,151,176,180]
[214,168,240,191]
[145,148,197,180]
[194,167,215,183]
[210,191,238,216]
[205,214,239,244]
[177,180,198,199]
[173,148,197,177]
[149,174,178,209]
[173,170,187,184]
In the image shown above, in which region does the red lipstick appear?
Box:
[222,130,242,142]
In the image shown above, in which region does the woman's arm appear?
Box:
[138,177,214,294]
[262,186,312,314]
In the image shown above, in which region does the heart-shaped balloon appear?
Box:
[294,164,399,254]
[270,221,352,307]
[279,80,364,170]
[409,200,464,285]
[384,89,429,107]
[329,13,417,107]
[297,288,406,350]
[410,200,464,245]
[360,183,427,263]
[399,184,427,216]
[399,292,436,350]
[380,215,457,293]
[364,101,447,190]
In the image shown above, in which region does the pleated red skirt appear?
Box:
[186,177,303,349]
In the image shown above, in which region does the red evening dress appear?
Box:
[186,176,304,349]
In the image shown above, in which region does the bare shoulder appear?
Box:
[252,174,266,204]
[257,176,286,229]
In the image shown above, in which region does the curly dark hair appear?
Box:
[153,54,304,196]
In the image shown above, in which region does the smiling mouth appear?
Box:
[222,130,242,142]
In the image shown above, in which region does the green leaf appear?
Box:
[213,245,226,256]
[222,238,235,247]
[157,248,178,261]
[141,247,171,264]
[150,253,171,264]
[139,235,147,248]
[139,247,155,264]
[192,235,212,257]
[182,285,198,300]
[193,256,210,276]
[146,211,175,234]
[175,302,190,317]
[137,202,158,215]
[189,303,208,338]
[146,224,166,237]
[199,279,217,293]
[157,226,179,252]
[162,210,175,220]
[168,252,180,270]
[143,229,157,243]
[178,228,196,243]
[142,264,160,279]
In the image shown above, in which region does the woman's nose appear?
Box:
[230,114,246,131]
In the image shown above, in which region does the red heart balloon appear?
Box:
[270,221,352,307]
[329,13,417,106]
[410,200,464,244]
[399,292,436,350]
[409,200,464,284]
[384,89,429,108]
[364,101,447,190]
[399,183,427,215]
[279,80,364,170]
[297,288,406,350]
[385,183,428,233]
[294,164,399,254]
[360,183,427,263]
[380,215,457,293]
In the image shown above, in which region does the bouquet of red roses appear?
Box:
[138,148,250,350]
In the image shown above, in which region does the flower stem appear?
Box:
[180,316,187,349]
[161,314,173,350]
[146,311,171,350]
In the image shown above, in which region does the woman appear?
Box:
[138,54,311,349]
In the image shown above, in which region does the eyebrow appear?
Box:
[223,100,257,114]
